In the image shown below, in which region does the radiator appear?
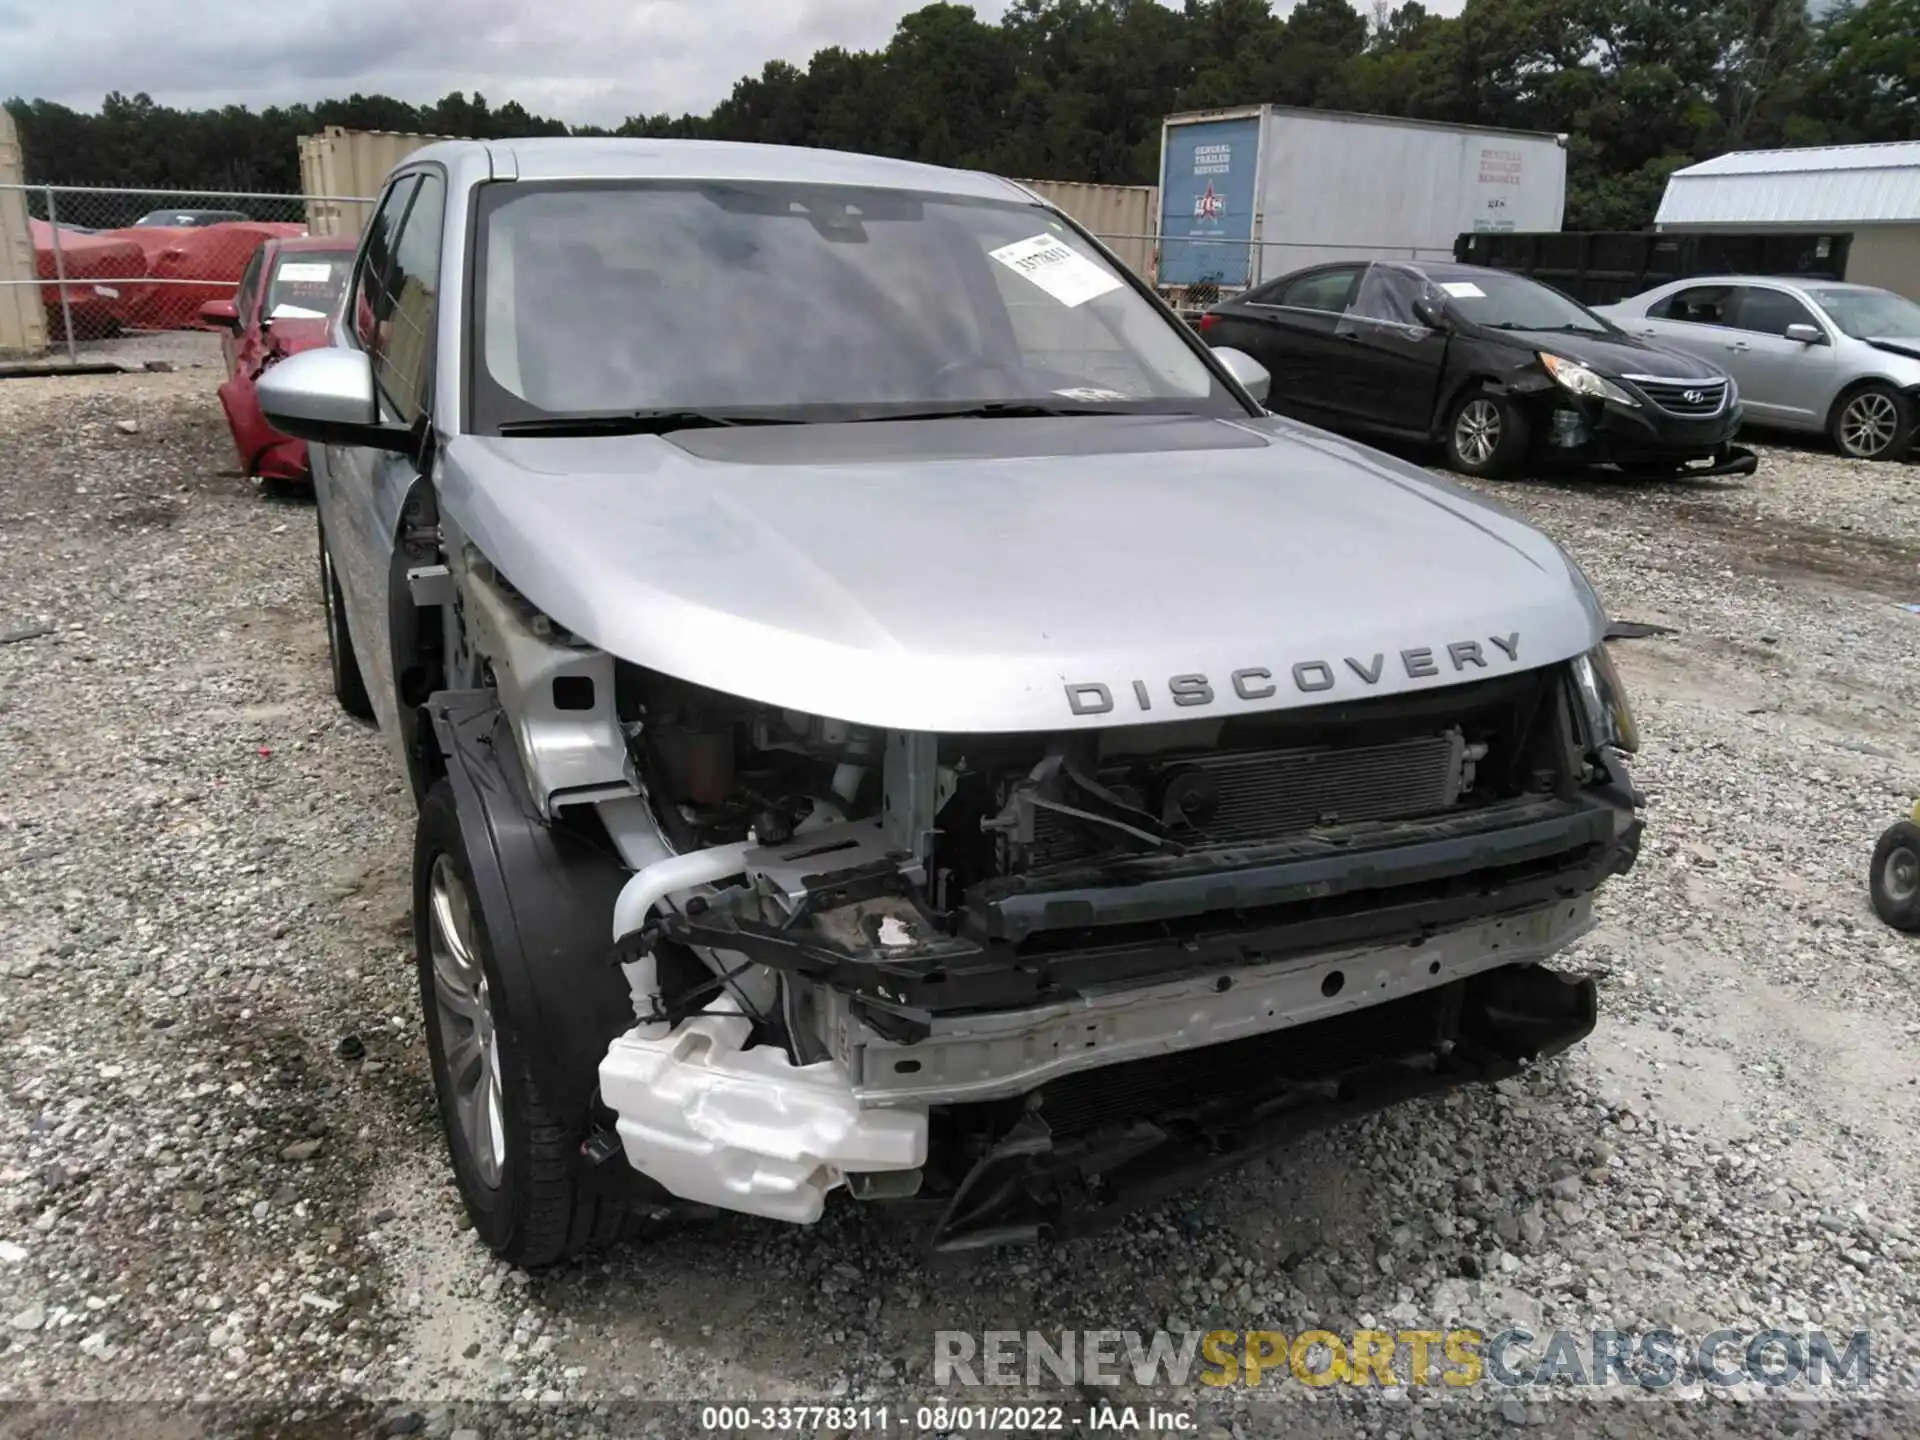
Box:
[1029,728,1471,869]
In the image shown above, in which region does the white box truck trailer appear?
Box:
[1155,105,1569,297]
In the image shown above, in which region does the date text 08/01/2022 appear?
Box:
[697,1403,1196,1432]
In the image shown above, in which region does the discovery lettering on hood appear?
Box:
[1065,634,1522,715]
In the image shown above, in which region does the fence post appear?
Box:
[44,186,77,364]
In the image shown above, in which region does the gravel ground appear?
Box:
[2,354,1917,1439]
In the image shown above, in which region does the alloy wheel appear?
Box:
[427,855,507,1188]
[1839,392,1900,458]
[1455,399,1502,468]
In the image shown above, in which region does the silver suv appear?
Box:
[260,138,1644,1264]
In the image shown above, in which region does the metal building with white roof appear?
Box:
[1656,141,1920,298]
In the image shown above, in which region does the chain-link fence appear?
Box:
[1080,231,1445,319]
[0,183,1454,360]
[0,184,372,359]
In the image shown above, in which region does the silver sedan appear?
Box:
[1595,276,1920,461]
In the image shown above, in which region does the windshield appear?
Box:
[1438,272,1610,334]
[1806,286,1920,340]
[265,251,351,320]
[470,181,1242,426]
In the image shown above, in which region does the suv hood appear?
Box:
[1491,327,1726,381]
[441,414,1603,733]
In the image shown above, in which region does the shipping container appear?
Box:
[1017,179,1157,280]
[1453,229,1854,306]
[298,127,455,236]
[1156,106,1568,296]
[0,107,48,358]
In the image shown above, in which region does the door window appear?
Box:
[1650,285,1735,327]
[351,173,445,425]
[1340,263,1436,334]
[1269,267,1363,314]
[350,177,415,353]
[233,245,267,325]
[1732,287,1821,338]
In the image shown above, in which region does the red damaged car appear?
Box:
[199,235,355,485]
[27,218,145,339]
[120,220,306,331]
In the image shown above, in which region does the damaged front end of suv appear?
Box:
[260,137,1644,1265]
[419,523,1642,1258]
[589,648,1640,1251]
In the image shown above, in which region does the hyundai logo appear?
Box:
[1683,389,1705,404]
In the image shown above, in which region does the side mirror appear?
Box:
[257,348,413,453]
[1414,296,1447,329]
[198,298,240,333]
[1211,345,1271,405]
[1784,322,1824,345]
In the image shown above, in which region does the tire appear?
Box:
[415,780,631,1266]
[1445,388,1531,479]
[317,519,374,720]
[1829,383,1915,462]
[1869,821,1920,933]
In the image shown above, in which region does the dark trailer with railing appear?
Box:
[1453,229,1854,308]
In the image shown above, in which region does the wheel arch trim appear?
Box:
[422,690,664,1189]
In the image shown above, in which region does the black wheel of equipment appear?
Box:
[1869,820,1920,933]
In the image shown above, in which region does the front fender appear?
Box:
[215,373,274,477]
[424,689,658,1185]
[1433,367,1546,436]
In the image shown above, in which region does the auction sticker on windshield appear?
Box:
[277,263,334,284]
[1439,282,1486,299]
[990,234,1123,308]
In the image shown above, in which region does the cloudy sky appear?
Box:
[0,0,1468,126]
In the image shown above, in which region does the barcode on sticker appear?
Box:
[988,234,1123,308]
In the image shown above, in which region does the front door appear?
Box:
[1633,283,1748,387]
[1725,285,1838,428]
[214,245,276,474]
[1333,264,1449,435]
[316,169,446,766]
[221,245,266,377]
[1231,264,1365,422]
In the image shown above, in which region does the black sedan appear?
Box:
[1199,261,1759,480]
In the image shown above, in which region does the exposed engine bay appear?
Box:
[429,545,1642,1249]
[536,623,1643,1247]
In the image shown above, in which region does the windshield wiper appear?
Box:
[495,409,802,437]
[1484,322,1603,334]
[849,401,1142,422]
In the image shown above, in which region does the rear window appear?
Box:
[266,252,351,320]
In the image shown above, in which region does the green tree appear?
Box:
[4,0,1899,233]
[1815,0,1920,140]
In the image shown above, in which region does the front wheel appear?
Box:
[1830,384,1915,462]
[415,780,632,1267]
[1445,388,1530,479]
[1869,821,1920,933]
